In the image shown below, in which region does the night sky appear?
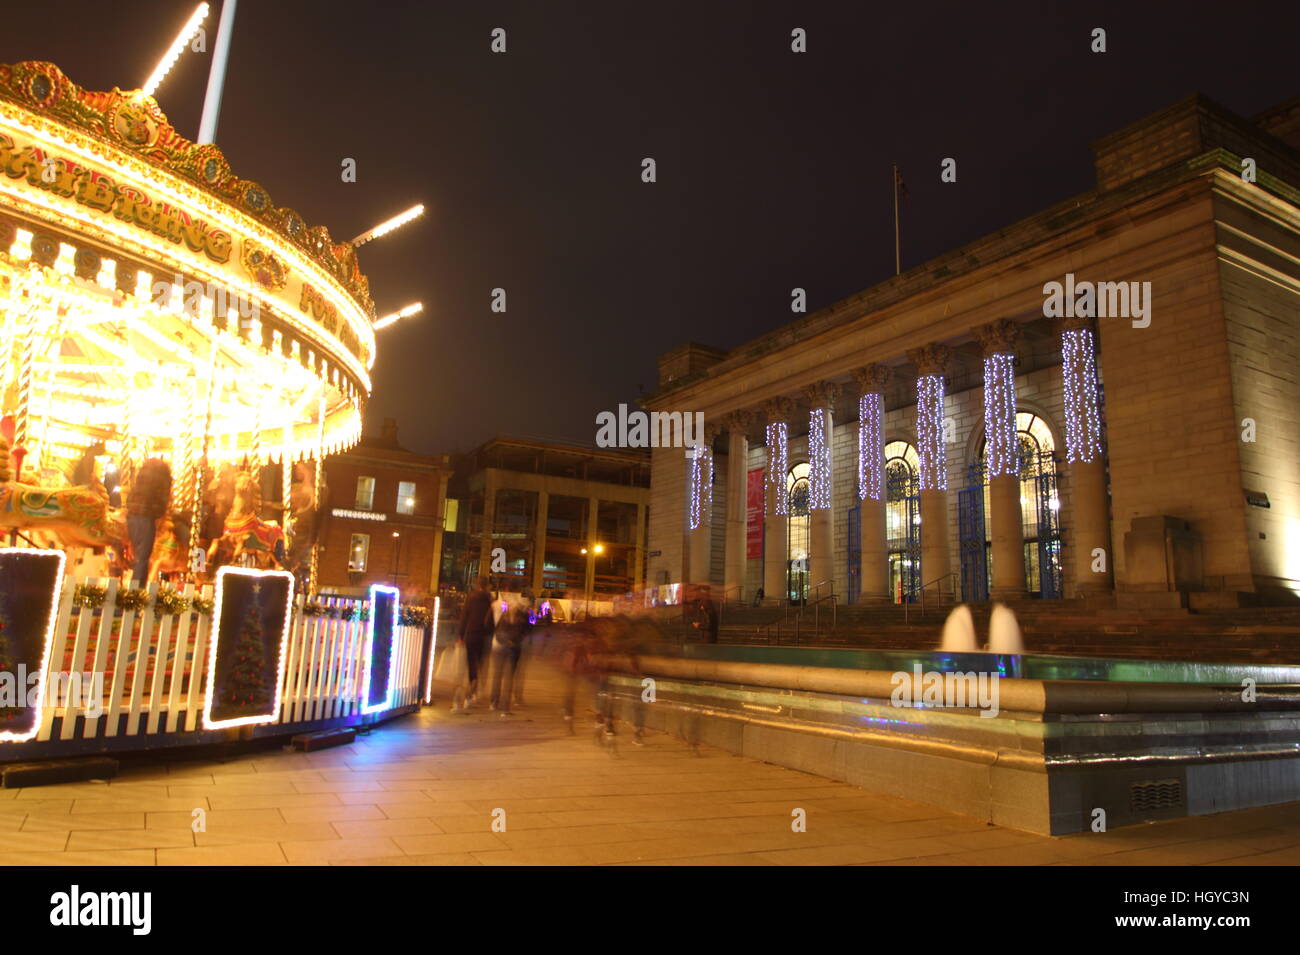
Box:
[4,1,1298,454]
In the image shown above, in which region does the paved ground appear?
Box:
[3,666,1300,866]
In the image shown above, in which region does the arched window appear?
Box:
[976,412,1062,595]
[883,441,920,602]
[786,462,809,602]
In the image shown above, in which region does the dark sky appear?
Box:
[4,1,1298,454]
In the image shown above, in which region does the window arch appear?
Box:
[974,411,1062,595]
[786,462,809,602]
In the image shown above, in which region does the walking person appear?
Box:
[455,577,495,712]
[693,586,719,644]
[125,458,171,584]
[489,591,533,718]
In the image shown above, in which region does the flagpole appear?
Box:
[893,163,901,276]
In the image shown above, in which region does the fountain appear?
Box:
[939,604,978,652]
[988,602,1025,654]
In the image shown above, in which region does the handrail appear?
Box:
[905,572,959,623]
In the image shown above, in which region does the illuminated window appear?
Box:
[355,476,376,510]
[397,481,416,515]
[349,533,371,572]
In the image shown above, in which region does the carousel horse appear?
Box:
[0,435,123,550]
[147,510,193,582]
[207,470,284,570]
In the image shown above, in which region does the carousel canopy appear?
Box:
[0,61,377,473]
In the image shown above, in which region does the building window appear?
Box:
[348,533,370,572]
[397,481,416,515]
[355,476,376,510]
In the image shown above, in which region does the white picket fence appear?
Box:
[28,577,428,745]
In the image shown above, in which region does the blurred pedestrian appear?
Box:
[456,576,495,711]
[693,586,719,644]
[125,458,171,584]
[490,590,533,717]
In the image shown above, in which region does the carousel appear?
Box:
[0,60,377,591]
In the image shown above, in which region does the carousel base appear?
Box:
[2,703,419,766]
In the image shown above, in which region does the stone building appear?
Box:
[644,93,1300,610]
[455,437,651,600]
[317,419,452,598]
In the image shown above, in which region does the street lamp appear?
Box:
[391,530,401,586]
[583,542,604,619]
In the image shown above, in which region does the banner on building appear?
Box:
[746,467,765,559]
[204,567,294,729]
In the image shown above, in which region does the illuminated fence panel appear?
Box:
[0,575,426,750]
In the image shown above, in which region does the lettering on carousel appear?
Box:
[300,282,362,359]
[0,134,232,264]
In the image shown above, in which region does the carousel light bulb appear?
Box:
[916,375,947,491]
[858,392,884,502]
[766,419,789,516]
[983,352,1018,478]
[55,242,74,275]
[351,204,425,247]
[374,302,423,330]
[142,3,210,99]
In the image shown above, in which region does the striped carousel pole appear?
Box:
[189,339,220,559]
[307,394,326,596]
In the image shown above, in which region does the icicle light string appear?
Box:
[858,392,884,502]
[916,375,947,491]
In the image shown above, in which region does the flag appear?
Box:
[895,167,908,202]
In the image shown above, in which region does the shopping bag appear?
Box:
[433,641,468,686]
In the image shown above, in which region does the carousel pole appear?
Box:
[12,311,39,477]
[189,339,220,561]
[307,394,325,596]
[281,421,294,523]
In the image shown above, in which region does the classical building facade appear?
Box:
[645,94,1300,609]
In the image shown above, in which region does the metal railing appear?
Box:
[753,580,837,646]
[905,572,959,623]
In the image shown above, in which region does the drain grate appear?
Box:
[1130,778,1184,813]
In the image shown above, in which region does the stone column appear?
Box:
[762,398,793,602]
[723,410,755,603]
[530,489,549,594]
[479,471,498,584]
[852,364,891,603]
[1062,316,1114,594]
[977,319,1027,599]
[687,423,718,585]
[584,496,599,600]
[805,381,840,597]
[632,501,647,594]
[909,343,953,592]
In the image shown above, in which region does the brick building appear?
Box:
[645,93,1300,609]
[318,419,452,599]
[451,437,651,600]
